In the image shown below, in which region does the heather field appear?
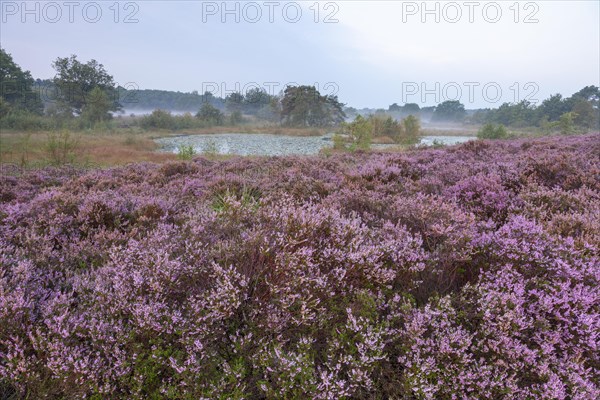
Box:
[1,134,599,399]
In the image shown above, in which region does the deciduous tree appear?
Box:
[52,55,120,116]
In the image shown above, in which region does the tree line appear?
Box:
[1,49,598,132]
[381,89,599,129]
[472,87,599,129]
[0,50,348,130]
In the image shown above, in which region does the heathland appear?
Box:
[1,133,598,398]
[1,49,600,399]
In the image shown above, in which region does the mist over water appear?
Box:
[116,109,192,117]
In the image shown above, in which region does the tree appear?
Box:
[196,102,224,125]
[257,97,281,123]
[558,112,577,135]
[244,88,273,115]
[568,86,599,129]
[323,95,346,126]
[115,88,222,112]
[569,85,599,106]
[281,85,346,127]
[52,55,120,116]
[0,97,10,118]
[572,99,599,129]
[402,115,421,144]
[341,115,371,150]
[388,103,401,112]
[432,100,466,122]
[225,92,244,113]
[537,94,569,122]
[0,48,43,114]
[489,100,538,127]
[80,86,113,124]
[344,106,358,119]
[281,86,317,126]
[403,103,421,115]
[202,91,215,103]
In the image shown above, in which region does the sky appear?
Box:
[1,0,599,109]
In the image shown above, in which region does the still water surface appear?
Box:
[155,133,475,156]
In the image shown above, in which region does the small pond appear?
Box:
[155,133,475,156]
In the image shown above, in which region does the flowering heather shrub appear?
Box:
[0,134,599,399]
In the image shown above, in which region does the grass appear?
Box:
[0,123,478,168]
[0,126,328,168]
[420,126,479,136]
[3,124,579,169]
[371,135,397,144]
[0,130,177,167]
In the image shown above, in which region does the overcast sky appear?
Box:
[1,0,599,108]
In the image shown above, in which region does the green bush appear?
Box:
[196,103,224,125]
[559,112,577,135]
[338,114,422,150]
[45,130,81,165]
[177,144,196,160]
[401,115,421,145]
[369,115,401,139]
[332,133,347,150]
[140,109,175,130]
[0,110,54,131]
[174,112,196,130]
[477,123,508,140]
[342,115,372,151]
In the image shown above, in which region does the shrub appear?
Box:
[0,109,54,131]
[558,111,577,135]
[340,115,420,147]
[332,133,347,150]
[196,103,224,125]
[175,112,196,130]
[177,144,196,160]
[139,109,175,130]
[341,115,372,150]
[369,114,402,139]
[477,123,508,139]
[45,130,81,165]
[400,114,421,144]
[1,133,598,399]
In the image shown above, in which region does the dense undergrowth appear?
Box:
[0,134,599,399]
